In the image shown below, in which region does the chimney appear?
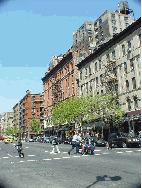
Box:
[26,90,31,94]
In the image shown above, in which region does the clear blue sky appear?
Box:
[0,0,141,113]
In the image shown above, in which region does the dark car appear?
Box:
[126,134,140,148]
[57,137,65,144]
[33,137,37,142]
[108,133,127,148]
[95,139,107,147]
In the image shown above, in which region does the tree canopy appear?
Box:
[29,118,43,135]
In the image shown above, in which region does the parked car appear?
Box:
[95,139,107,147]
[37,137,43,143]
[4,137,13,144]
[0,136,5,141]
[33,137,37,142]
[25,138,34,142]
[108,133,125,148]
[126,134,140,148]
[43,137,49,143]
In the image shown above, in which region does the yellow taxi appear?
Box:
[13,137,17,141]
[4,137,13,144]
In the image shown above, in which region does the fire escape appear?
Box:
[52,77,62,106]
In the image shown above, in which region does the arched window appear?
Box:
[134,96,138,109]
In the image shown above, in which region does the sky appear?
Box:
[0,0,141,113]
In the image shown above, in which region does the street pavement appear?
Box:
[0,140,141,188]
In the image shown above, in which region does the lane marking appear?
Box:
[27,155,36,156]
[62,157,71,158]
[53,158,61,160]
[3,157,9,158]
[72,156,80,157]
[126,151,133,152]
[27,160,36,162]
[95,154,101,155]
[43,159,52,161]
[117,152,123,153]
[45,151,48,152]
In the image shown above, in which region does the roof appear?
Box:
[77,17,141,70]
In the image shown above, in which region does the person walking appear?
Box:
[50,136,60,154]
[68,132,81,155]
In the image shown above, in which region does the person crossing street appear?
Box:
[68,132,82,155]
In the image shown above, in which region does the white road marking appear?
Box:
[94,150,101,151]
[126,151,133,152]
[27,155,36,156]
[95,154,101,155]
[62,152,67,153]
[72,156,80,157]
[53,158,61,160]
[3,157,9,158]
[117,152,123,153]
[43,159,52,161]
[137,150,141,151]
[20,161,24,162]
[45,151,48,152]
[25,147,28,148]
[27,160,36,162]
[62,157,71,158]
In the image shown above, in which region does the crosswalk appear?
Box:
[0,149,141,164]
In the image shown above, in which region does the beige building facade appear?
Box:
[77,18,141,133]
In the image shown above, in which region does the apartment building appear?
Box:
[73,1,133,54]
[77,17,141,135]
[42,47,78,135]
[13,103,20,130]
[1,112,13,135]
[19,90,44,138]
[0,113,4,135]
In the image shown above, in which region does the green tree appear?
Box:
[5,127,21,136]
[30,118,43,135]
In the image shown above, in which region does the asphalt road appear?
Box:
[0,140,141,188]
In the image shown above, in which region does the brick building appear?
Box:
[13,103,20,130]
[19,90,44,138]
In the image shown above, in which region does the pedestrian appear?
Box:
[16,138,24,157]
[68,132,81,155]
[50,136,60,154]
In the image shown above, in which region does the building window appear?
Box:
[107,54,110,60]
[112,50,116,59]
[97,92,99,95]
[99,60,101,69]
[86,68,87,76]
[112,26,117,32]
[89,66,91,75]
[130,58,134,72]
[111,13,115,19]
[127,98,131,111]
[80,72,82,80]
[86,83,88,93]
[134,96,138,109]
[111,20,116,25]
[66,78,67,88]
[95,62,97,71]
[128,41,131,48]
[72,74,74,83]
[124,62,127,73]
[132,77,136,89]
[115,84,118,95]
[124,16,128,21]
[99,19,102,25]
[96,77,98,85]
[122,44,125,56]
[126,80,129,92]
[100,74,103,85]
[90,80,92,90]
[101,90,103,94]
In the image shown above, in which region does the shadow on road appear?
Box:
[85,175,122,188]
